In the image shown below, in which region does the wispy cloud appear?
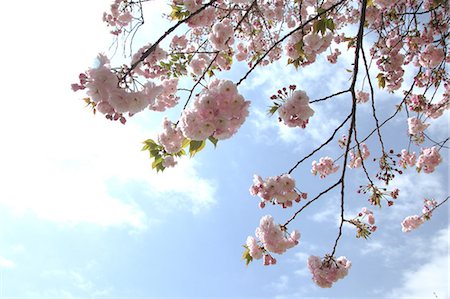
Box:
[0,0,216,230]
[0,256,16,269]
[385,226,449,299]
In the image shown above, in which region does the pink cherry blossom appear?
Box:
[401,215,424,232]
[308,255,351,288]
[249,174,302,208]
[311,157,339,178]
[278,90,314,128]
[416,146,441,173]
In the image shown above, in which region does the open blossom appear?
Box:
[407,117,429,135]
[401,215,424,232]
[255,215,300,255]
[418,45,445,69]
[348,143,370,168]
[308,255,351,288]
[246,236,263,260]
[278,90,314,128]
[311,157,339,178]
[73,54,163,120]
[103,0,134,35]
[402,199,439,232]
[180,79,250,141]
[416,146,441,173]
[209,18,234,51]
[399,149,416,168]
[356,91,369,103]
[162,156,177,168]
[422,199,438,217]
[249,174,303,208]
[157,118,184,154]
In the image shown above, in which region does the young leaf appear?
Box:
[242,246,253,266]
[208,136,218,147]
[189,140,206,157]
[268,105,280,116]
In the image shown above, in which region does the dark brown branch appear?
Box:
[284,180,342,227]
[120,0,218,81]
[236,0,348,86]
[287,112,352,175]
[331,0,368,257]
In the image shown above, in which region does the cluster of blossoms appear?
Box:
[401,199,438,232]
[398,147,442,174]
[209,18,234,51]
[416,146,442,173]
[245,215,300,266]
[349,207,377,239]
[277,90,314,128]
[307,255,351,288]
[71,54,164,123]
[417,45,445,69]
[311,157,339,178]
[180,79,250,141]
[355,91,369,104]
[407,117,429,144]
[348,143,370,168]
[399,149,417,168]
[406,92,450,120]
[103,0,134,35]
[249,174,306,208]
[157,118,184,154]
[285,31,333,66]
[132,43,169,79]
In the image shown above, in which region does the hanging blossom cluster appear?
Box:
[71,54,164,124]
[245,215,300,266]
[158,118,184,154]
[355,91,369,104]
[407,117,429,144]
[268,86,315,128]
[103,0,135,35]
[348,143,370,168]
[401,199,438,232]
[307,255,352,288]
[348,207,377,239]
[311,157,339,178]
[180,79,250,141]
[416,146,442,174]
[278,90,314,128]
[249,174,306,209]
[398,146,442,174]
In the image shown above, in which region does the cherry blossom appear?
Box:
[308,255,351,288]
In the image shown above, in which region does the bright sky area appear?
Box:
[0,0,448,298]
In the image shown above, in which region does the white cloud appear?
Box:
[386,227,449,299]
[0,0,216,229]
[0,256,16,269]
[387,170,447,218]
[271,275,290,292]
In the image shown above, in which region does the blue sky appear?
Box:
[0,0,448,298]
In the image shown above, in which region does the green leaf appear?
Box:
[317,7,326,14]
[242,246,253,266]
[181,138,190,149]
[208,136,218,147]
[149,149,160,158]
[267,104,280,116]
[189,140,206,157]
[326,19,335,31]
[377,73,386,89]
[151,156,163,169]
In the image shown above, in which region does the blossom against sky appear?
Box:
[0,0,448,298]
